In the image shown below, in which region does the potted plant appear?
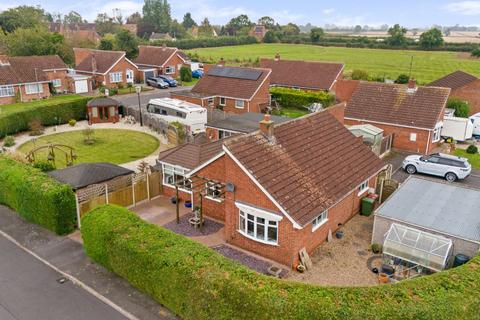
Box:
[184,200,192,208]
[170,196,178,204]
[296,264,306,273]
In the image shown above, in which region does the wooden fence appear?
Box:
[76,171,161,227]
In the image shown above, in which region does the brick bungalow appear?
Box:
[428,70,480,115]
[259,54,344,91]
[156,110,385,267]
[0,55,69,105]
[344,80,450,154]
[73,48,140,89]
[133,45,188,79]
[171,64,271,114]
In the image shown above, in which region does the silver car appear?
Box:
[402,153,471,182]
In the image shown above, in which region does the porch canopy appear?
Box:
[383,223,452,272]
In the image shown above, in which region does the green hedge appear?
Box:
[0,157,76,234]
[152,36,258,50]
[270,87,335,110]
[0,96,90,138]
[82,205,480,320]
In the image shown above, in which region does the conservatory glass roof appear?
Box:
[383,223,452,272]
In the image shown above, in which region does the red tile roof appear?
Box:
[224,111,385,226]
[260,58,344,90]
[134,45,186,67]
[191,65,271,100]
[345,82,450,129]
[427,70,478,90]
[74,48,126,74]
[0,55,67,85]
[157,140,224,170]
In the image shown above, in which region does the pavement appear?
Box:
[0,205,176,320]
[115,86,193,107]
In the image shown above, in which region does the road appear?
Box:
[393,168,480,188]
[115,86,193,107]
[0,234,128,320]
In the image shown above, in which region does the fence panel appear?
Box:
[149,171,161,198]
[108,186,134,207]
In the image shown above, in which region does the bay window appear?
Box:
[162,164,191,192]
[237,202,282,245]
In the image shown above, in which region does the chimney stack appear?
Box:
[407,78,417,93]
[259,114,275,142]
[218,58,225,66]
[91,53,97,73]
[274,53,280,61]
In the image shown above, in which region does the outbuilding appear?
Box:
[87,97,120,124]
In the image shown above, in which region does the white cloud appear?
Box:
[443,1,480,15]
[323,8,335,15]
[84,0,143,21]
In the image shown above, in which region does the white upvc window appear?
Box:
[25,83,43,95]
[219,97,226,106]
[235,99,245,109]
[312,210,328,232]
[432,125,442,143]
[219,130,233,139]
[207,97,214,106]
[0,85,14,97]
[205,181,223,202]
[358,179,369,195]
[52,79,62,87]
[409,133,417,142]
[237,202,282,245]
[162,164,192,192]
[109,72,123,83]
[165,66,175,74]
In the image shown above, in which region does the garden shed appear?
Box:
[372,177,480,265]
[87,97,120,124]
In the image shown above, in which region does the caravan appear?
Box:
[146,98,207,134]
[469,112,480,137]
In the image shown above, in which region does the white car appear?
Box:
[402,153,471,182]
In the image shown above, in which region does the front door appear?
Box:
[126,69,134,84]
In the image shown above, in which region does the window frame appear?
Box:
[219,97,226,106]
[432,126,441,143]
[235,99,245,109]
[161,163,192,193]
[205,181,223,202]
[358,179,369,196]
[165,66,175,74]
[109,72,123,83]
[0,85,15,97]
[52,79,62,88]
[236,202,282,246]
[25,83,43,95]
[312,210,329,232]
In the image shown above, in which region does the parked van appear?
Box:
[469,112,480,136]
[146,98,207,134]
[441,117,474,142]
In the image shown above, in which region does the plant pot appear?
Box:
[170,197,178,204]
[296,264,306,273]
[335,230,344,239]
[184,200,192,208]
[378,272,389,284]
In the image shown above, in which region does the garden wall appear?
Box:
[81,205,480,320]
[0,157,77,235]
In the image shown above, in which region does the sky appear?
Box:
[1,0,480,27]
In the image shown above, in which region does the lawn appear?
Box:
[455,149,480,169]
[178,78,200,87]
[272,107,309,118]
[17,129,160,168]
[186,43,480,84]
[0,95,84,118]
[115,86,153,95]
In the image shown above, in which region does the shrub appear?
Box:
[28,118,44,136]
[471,47,480,58]
[82,205,480,320]
[68,119,77,127]
[180,66,193,82]
[466,144,478,154]
[371,243,382,254]
[351,69,370,80]
[170,121,186,144]
[109,88,118,96]
[394,74,410,84]
[117,83,124,89]
[32,160,56,172]
[83,127,95,145]
[153,36,258,50]
[99,86,106,94]
[0,156,76,234]
[447,98,470,118]
[3,135,15,147]
[270,87,335,110]
[0,96,90,138]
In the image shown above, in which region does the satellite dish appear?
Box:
[225,182,235,192]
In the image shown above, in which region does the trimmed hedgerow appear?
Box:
[0,157,76,234]
[82,205,480,320]
[270,87,335,110]
[0,96,90,138]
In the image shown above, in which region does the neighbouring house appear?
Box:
[133,45,188,79]
[171,64,271,114]
[49,22,101,44]
[149,32,174,42]
[87,97,120,124]
[249,25,268,40]
[73,48,140,89]
[205,112,291,141]
[344,80,450,154]
[259,54,344,91]
[190,26,218,38]
[0,55,70,105]
[156,110,386,267]
[372,176,480,269]
[428,70,480,115]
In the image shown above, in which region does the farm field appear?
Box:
[187,43,480,84]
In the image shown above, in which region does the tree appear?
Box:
[281,23,300,36]
[224,14,252,36]
[198,18,214,38]
[114,29,138,59]
[257,16,275,29]
[143,0,172,33]
[354,25,362,33]
[447,98,470,118]
[95,13,121,36]
[351,69,369,80]
[99,37,114,50]
[395,74,410,84]
[387,24,407,46]
[126,12,142,24]
[471,47,480,58]
[182,12,196,29]
[170,19,186,39]
[180,66,192,82]
[0,5,48,33]
[310,27,324,42]
[419,28,444,49]
[263,30,278,43]
[63,11,83,24]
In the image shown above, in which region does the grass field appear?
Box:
[18,129,159,168]
[455,149,480,169]
[187,43,480,84]
[0,95,84,118]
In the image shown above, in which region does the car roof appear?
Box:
[432,153,468,162]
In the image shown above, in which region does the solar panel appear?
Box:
[208,66,262,81]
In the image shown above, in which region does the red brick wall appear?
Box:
[248,75,270,113]
[205,127,220,141]
[160,54,185,78]
[104,58,139,88]
[345,119,438,154]
[326,103,346,124]
[451,80,480,115]
[162,184,192,202]
[44,70,69,93]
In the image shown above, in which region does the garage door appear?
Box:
[144,71,155,80]
[74,80,88,93]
